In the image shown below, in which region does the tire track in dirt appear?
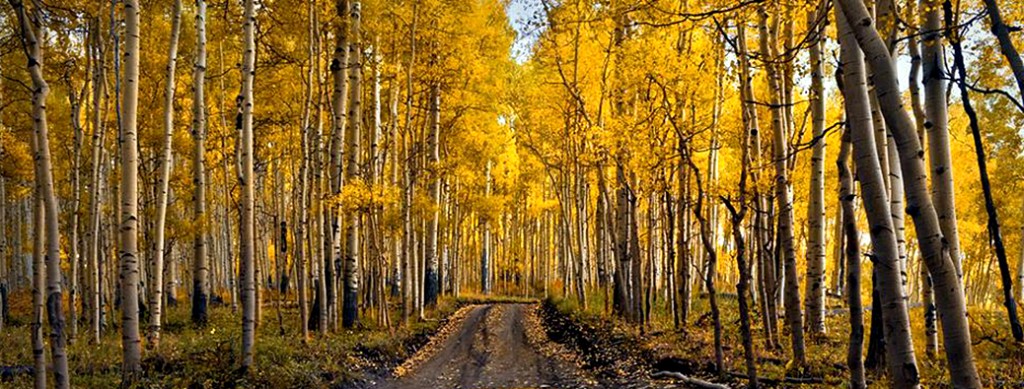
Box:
[375,304,593,389]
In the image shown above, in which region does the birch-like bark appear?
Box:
[87,26,105,341]
[944,0,1024,341]
[803,6,827,336]
[10,1,71,385]
[922,0,963,279]
[905,0,938,356]
[240,0,257,368]
[32,188,45,389]
[118,0,143,380]
[837,0,982,385]
[342,0,363,328]
[758,6,804,364]
[191,0,210,326]
[836,5,919,386]
[838,127,865,389]
[150,0,182,349]
[481,161,493,294]
[295,0,315,341]
[425,83,441,306]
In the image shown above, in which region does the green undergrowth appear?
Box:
[545,288,1024,387]
[0,290,460,388]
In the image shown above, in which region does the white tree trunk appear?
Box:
[803,6,827,335]
[240,0,257,369]
[150,0,182,349]
[837,0,982,386]
[342,0,363,328]
[118,0,143,380]
[922,0,963,279]
[191,0,210,326]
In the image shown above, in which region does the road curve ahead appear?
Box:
[374,303,593,389]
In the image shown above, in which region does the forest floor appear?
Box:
[4,290,1024,388]
[374,303,594,388]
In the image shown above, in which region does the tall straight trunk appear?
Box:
[614,162,632,319]
[676,151,689,326]
[66,43,90,344]
[239,0,257,369]
[296,0,315,341]
[738,21,775,347]
[944,0,1023,341]
[837,0,982,386]
[922,0,963,279]
[980,0,1024,100]
[150,0,182,349]
[0,168,5,333]
[905,0,938,356]
[118,0,143,380]
[424,83,441,306]
[88,33,106,340]
[32,190,45,389]
[329,0,351,331]
[836,5,919,386]
[838,127,866,389]
[342,1,363,329]
[758,6,804,364]
[803,6,827,336]
[191,0,210,326]
[481,161,493,294]
[400,1,418,324]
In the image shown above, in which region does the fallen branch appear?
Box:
[727,371,827,385]
[651,371,730,389]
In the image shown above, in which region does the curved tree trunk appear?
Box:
[836,5,919,387]
[836,0,982,386]
[980,0,1024,100]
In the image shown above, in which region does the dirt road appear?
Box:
[374,304,593,389]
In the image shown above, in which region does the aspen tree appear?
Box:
[150,0,182,348]
[758,6,804,365]
[119,0,143,379]
[32,186,45,389]
[836,4,919,386]
[342,0,363,329]
[837,0,982,385]
[191,0,210,326]
[240,0,257,369]
[10,1,71,385]
[87,24,105,341]
[943,0,1024,341]
[425,83,442,306]
[803,5,827,336]
[922,0,963,279]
